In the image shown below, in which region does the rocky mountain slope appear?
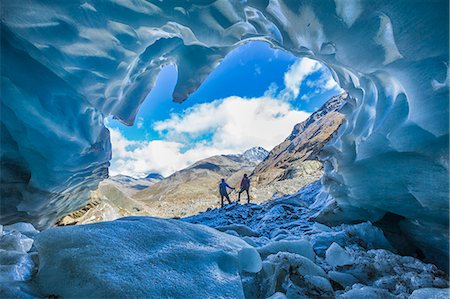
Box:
[57,173,163,225]
[131,147,269,218]
[250,93,347,200]
[106,173,164,196]
[57,94,345,224]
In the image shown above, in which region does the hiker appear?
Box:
[238,174,251,203]
[219,178,235,208]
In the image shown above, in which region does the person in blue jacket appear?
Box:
[219,178,234,208]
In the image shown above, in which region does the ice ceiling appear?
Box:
[1,0,448,268]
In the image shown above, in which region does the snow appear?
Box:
[241,146,269,163]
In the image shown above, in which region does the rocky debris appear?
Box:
[1,181,448,298]
[251,93,347,196]
[131,147,268,219]
[185,180,449,298]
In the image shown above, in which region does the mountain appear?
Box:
[145,173,164,180]
[57,173,164,225]
[132,147,267,218]
[250,93,347,199]
[107,174,164,196]
[241,146,269,163]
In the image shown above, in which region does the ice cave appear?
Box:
[0,0,449,298]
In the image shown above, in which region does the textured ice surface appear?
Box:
[1,0,448,269]
[34,217,252,298]
[325,242,354,268]
[409,288,450,299]
[186,181,448,297]
[0,223,39,297]
[2,182,449,298]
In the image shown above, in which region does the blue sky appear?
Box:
[108,42,342,177]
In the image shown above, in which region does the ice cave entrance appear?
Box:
[75,41,347,224]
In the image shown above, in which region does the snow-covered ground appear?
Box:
[1,181,448,298]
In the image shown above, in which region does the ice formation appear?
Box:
[2,181,447,298]
[1,0,448,269]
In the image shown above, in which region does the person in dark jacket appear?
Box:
[219,178,234,208]
[238,174,251,203]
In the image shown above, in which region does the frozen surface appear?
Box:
[0,223,39,297]
[34,217,252,298]
[325,242,354,268]
[2,182,449,298]
[409,288,449,299]
[0,0,448,270]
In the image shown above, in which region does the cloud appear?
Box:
[109,57,342,178]
[109,96,310,177]
[155,96,310,152]
[281,57,342,101]
[136,117,144,129]
[283,57,322,98]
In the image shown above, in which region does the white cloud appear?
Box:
[283,57,322,98]
[136,117,144,129]
[109,96,310,178]
[109,57,343,178]
[281,57,342,101]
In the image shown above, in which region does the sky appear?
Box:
[107,42,342,178]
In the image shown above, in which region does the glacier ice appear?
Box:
[328,270,358,288]
[258,239,315,261]
[238,247,263,273]
[409,288,449,299]
[2,183,449,298]
[325,242,354,268]
[34,217,252,298]
[0,0,448,269]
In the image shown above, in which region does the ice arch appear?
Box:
[1,1,448,268]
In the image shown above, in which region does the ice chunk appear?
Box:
[259,252,330,298]
[0,231,33,253]
[328,271,358,288]
[325,242,353,268]
[409,288,449,299]
[4,222,39,238]
[224,229,240,237]
[0,252,35,282]
[216,224,260,237]
[266,292,287,299]
[34,217,251,298]
[258,239,315,261]
[312,222,333,232]
[338,285,395,299]
[0,282,39,299]
[345,222,393,250]
[238,247,262,273]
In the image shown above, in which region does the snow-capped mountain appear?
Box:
[241,146,269,163]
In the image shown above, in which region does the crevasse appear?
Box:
[1,0,448,268]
